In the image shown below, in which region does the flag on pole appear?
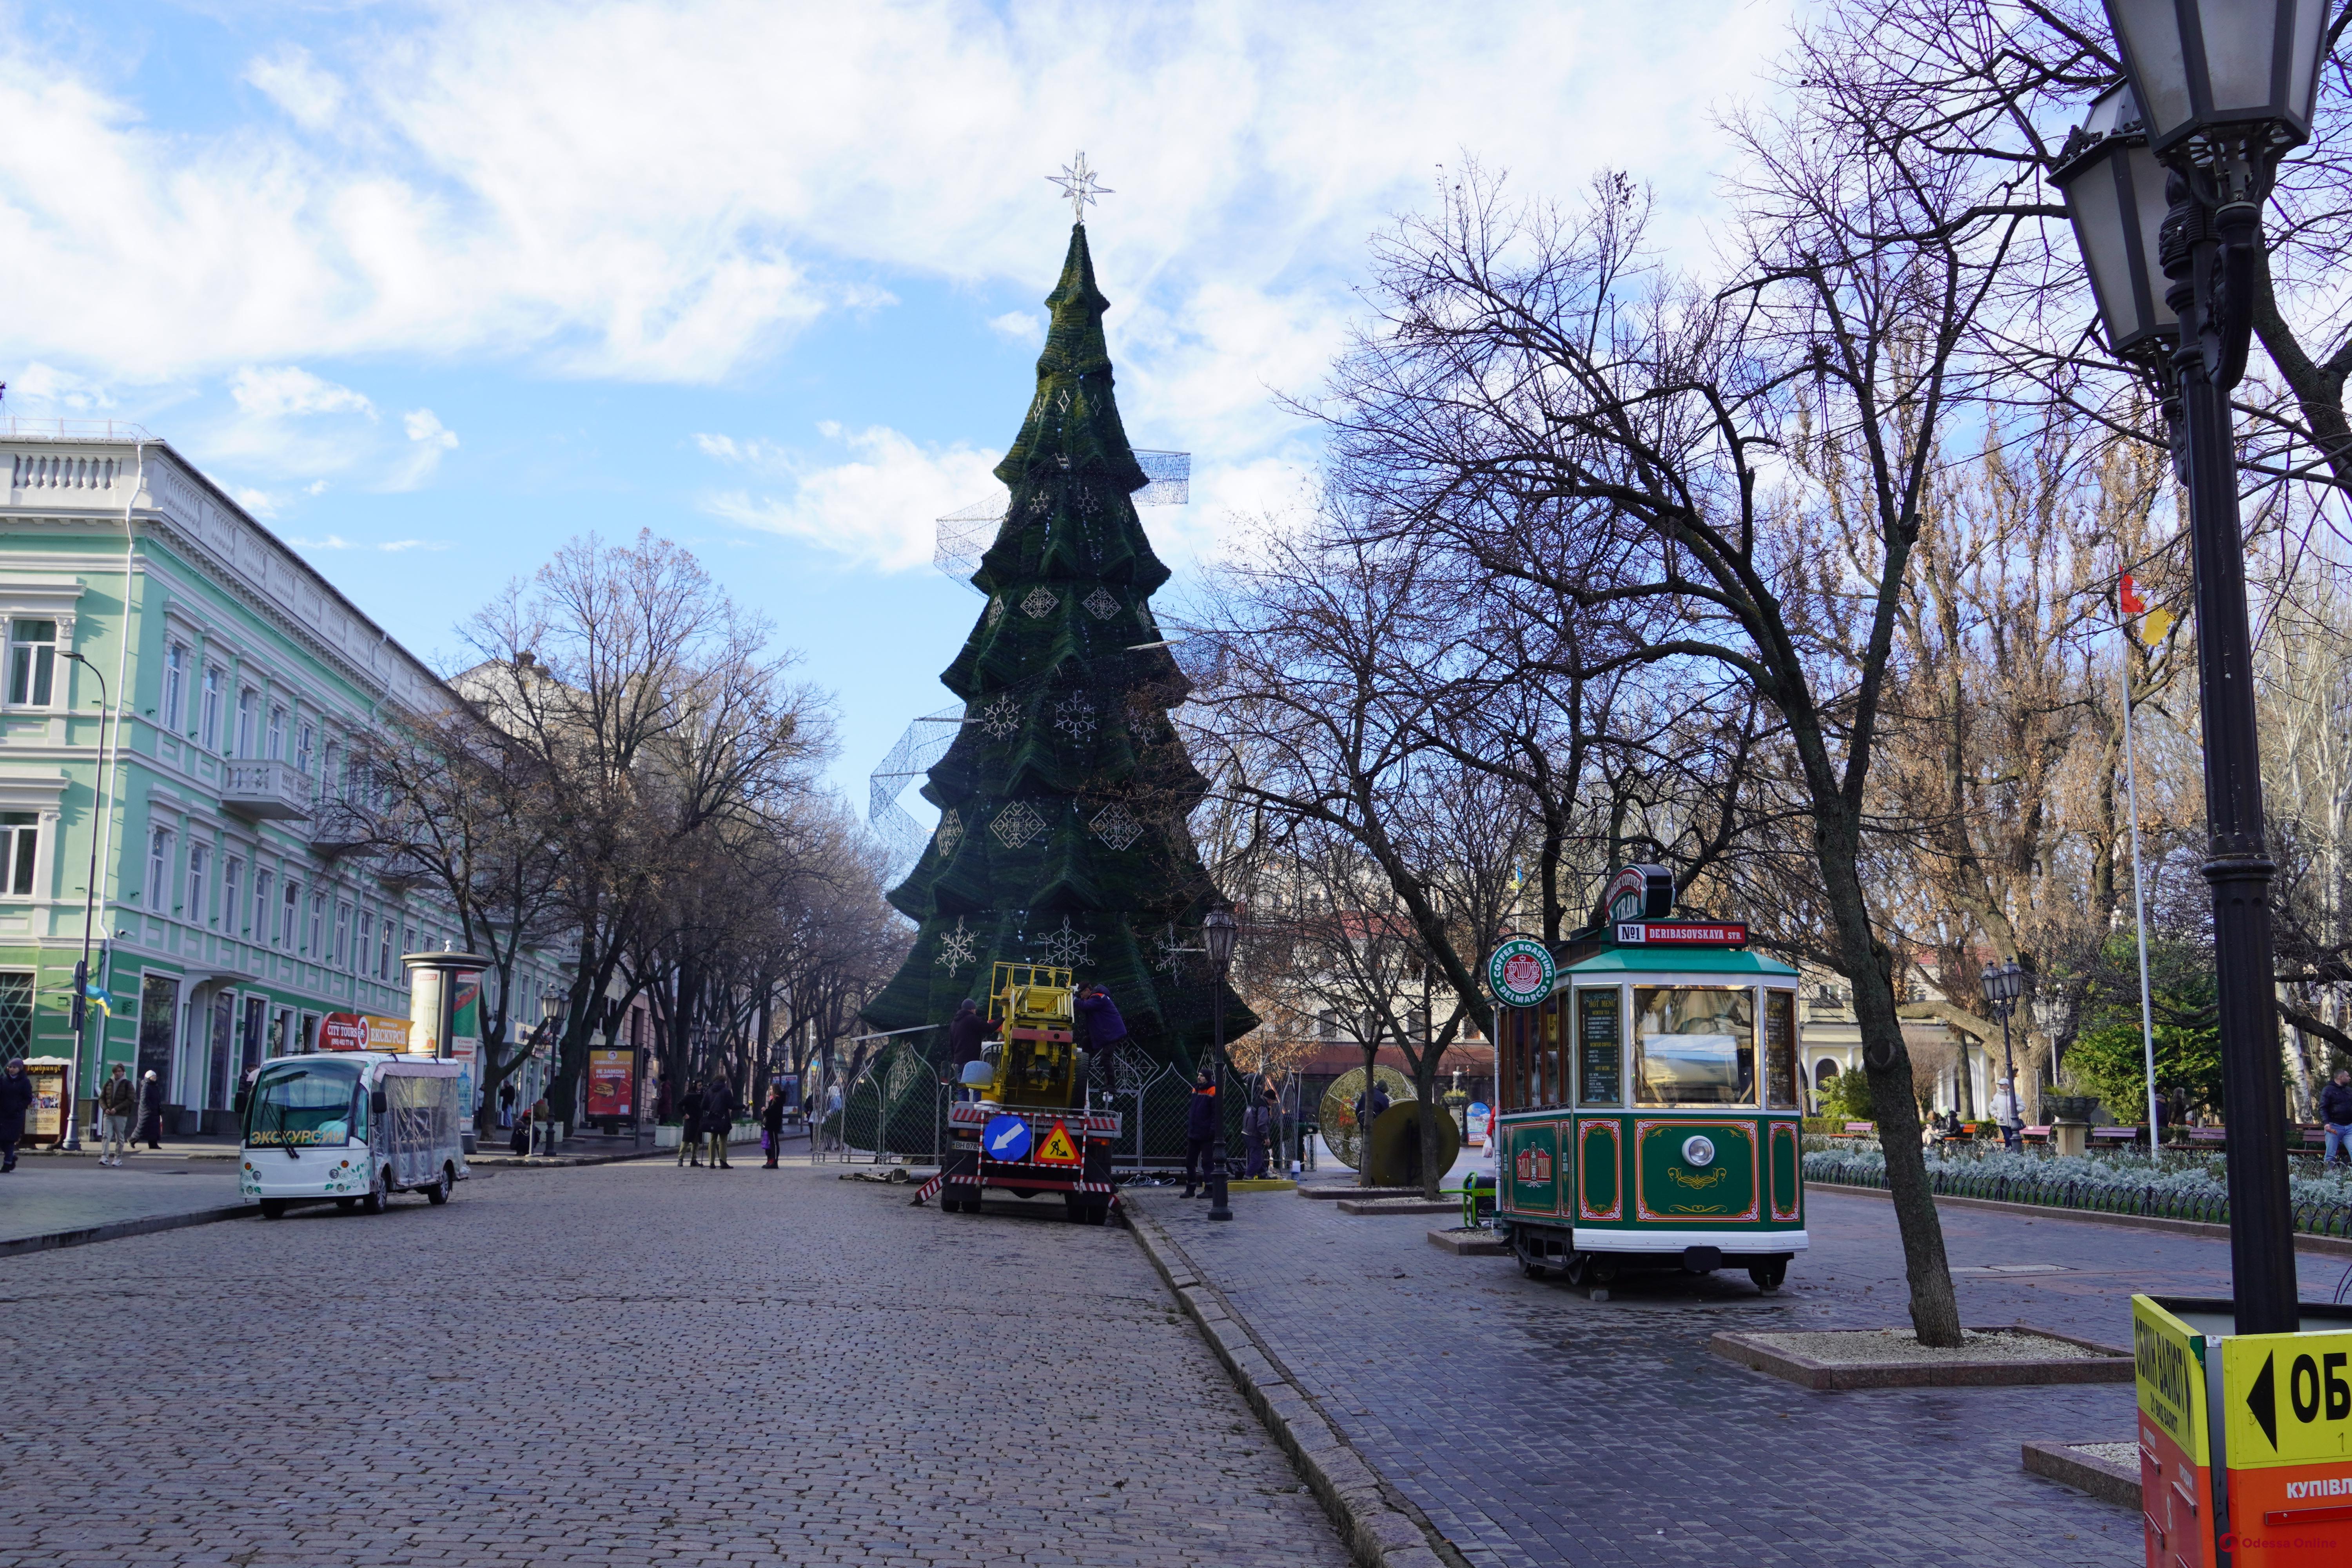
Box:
[2119,573,2174,647]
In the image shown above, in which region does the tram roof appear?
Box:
[1560,946,1799,980]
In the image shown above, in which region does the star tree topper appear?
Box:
[1047,151,1113,225]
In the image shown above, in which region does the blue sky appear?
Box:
[0,0,1789,824]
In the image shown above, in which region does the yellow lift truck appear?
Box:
[927,963,1121,1223]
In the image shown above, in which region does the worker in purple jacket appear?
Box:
[1073,985,1126,1108]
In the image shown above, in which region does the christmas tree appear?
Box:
[862,215,1254,1073]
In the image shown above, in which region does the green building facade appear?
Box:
[0,425,567,1135]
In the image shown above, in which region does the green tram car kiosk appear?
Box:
[1490,866,1806,1294]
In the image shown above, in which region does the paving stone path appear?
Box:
[0,1157,242,1246]
[0,1161,1349,1568]
[1133,1183,2352,1568]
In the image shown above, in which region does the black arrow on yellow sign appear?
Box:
[2247,1350,2279,1449]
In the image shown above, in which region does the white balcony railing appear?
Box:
[221,759,312,821]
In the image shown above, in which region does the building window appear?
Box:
[185,843,209,921]
[253,868,273,940]
[0,814,36,898]
[235,688,258,759]
[6,619,57,707]
[376,915,393,980]
[279,880,299,948]
[354,909,372,974]
[321,740,340,801]
[200,666,221,748]
[267,704,286,761]
[146,826,171,907]
[221,855,242,931]
[295,721,315,776]
[333,902,352,967]
[162,643,188,730]
[307,892,324,956]
[0,972,30,1056]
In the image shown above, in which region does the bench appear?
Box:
[2021,1125,2052,1144]
[1842,1122,1875,1136]
[2189,1127,2227,1148]
[2091,1126,2143,1148]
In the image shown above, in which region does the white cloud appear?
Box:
[230,365,375,420]
[243,45,346,133]
[388,407,458,490]
[0,2,1788,389]
[288,534,448,552]
[3,362,117,414]
[987,310,1042,343]
[703,421,1002,573]
[234,487,280,517]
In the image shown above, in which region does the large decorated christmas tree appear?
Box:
[862,209,1253,1072]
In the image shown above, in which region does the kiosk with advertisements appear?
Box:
[1489,866,1806,1294]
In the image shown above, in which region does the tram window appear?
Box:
[1503,1007,1529,1110]
[1763,990,1798,1109]
[1538,998,1563,1105]
[1577,989,1621,1105]
[1631,987,1755,1106]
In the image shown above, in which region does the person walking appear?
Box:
[677,1080,704,1167]
[1181,1067,1218,1199]
[1241,1085,1272,1181]
[530,1094,554,1156]
[761,1083,787,1168]
[98,1063,135,1166]
[703,1075,737,1169]
[0,1057,32,1173]
[136,1069,164,1149]
[2320,1068,2352,1170]
[498,1080,517,1131]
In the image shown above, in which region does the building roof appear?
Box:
[1561,946,1800,980]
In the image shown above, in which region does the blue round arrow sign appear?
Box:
[982,1113,1033,1161]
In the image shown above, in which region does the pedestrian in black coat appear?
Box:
[761,1084,787,1168]
[677,1082,704,1168]
[703,1076,738,1169]
[136,1071,165,1149]
[0,1058,33,1173]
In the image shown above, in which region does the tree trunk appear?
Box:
[1819,803,1964,1347]
[1359,1037,1378,1189]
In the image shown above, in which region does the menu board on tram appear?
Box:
[1579,990,1621,1104]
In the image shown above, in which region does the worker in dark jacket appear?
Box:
[0,1057,33,1172]
[946,998,995,1101]
[703,1076,738,1169]
[1241,1087,1274,1180]
[1182,1068,1218,1199]
[1074,986,1128,1107]
[2321,1069,2352,1169]
[676,1081,704,1168]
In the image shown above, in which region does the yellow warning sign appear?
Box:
[1034,1119,1080,1166]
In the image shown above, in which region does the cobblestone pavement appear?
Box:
[0,1158,241,1244]
[1134,1185,2352,1568]
[0,1161,1349,1568]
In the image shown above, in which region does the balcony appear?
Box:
[221,759,312,821]
[308,798,372,857]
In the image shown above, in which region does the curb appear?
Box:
[2021,1439,2141,1508]
[1709,1326,2134,1390]
[1426,1227,1508,1256]
[1811,1181,2352,1258]
[1298,1186,1421,1201]
[1336,1199,1458,1216]
[1123,1201,1465,1568]
[1,1202,251,1259]
[466,1147,671,1170]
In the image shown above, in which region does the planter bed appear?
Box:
[1426,1225,1509,1256]
[1710,1325,2132,1390]
[2021,1439,2140,1508]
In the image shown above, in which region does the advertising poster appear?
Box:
[586,1050,634,1120]
[25,1059,69,1143]
[320,1013,410,1052]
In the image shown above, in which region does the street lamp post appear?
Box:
[2054,0,2330,1338]
[1203,906,1239,1222]
[59,651,114,1152]
[1978,961,2026,1142]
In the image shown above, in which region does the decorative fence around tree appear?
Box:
[829,1034,1274,1169]
[1802,1152,2352,1240]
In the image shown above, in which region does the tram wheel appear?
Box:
[1561,1251,1590,1287]
[1748,1259,1788,1293]
[1514,1236,1547,1279]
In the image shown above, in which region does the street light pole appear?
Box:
[2053,0,2328,1338]
[60,651,112,1152]
[1203,906,1239,1222]
[1979,961,2025,1145]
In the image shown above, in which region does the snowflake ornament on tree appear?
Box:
[1053,693,1097,744]
[1090,800,1143,851]
[1084,586,1120,621]
[934,809,964,857]
[990,798,1047,849]
[938,918,977,977]
[1021,586,1060,619]
[979,695,1022,739]
[1039,915,1094,968]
